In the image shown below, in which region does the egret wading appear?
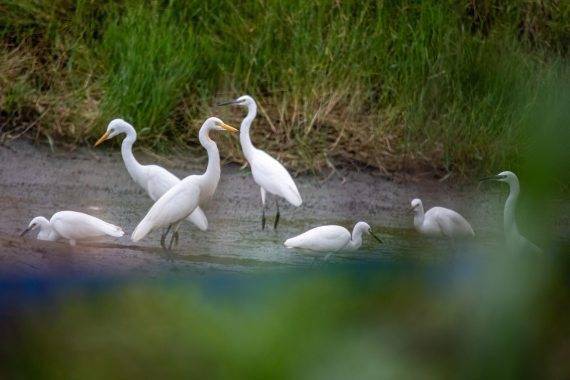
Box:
[131,117,237,249]
[21,211,124,246]
[410,199,475,239]
[94,119,208,233]
[284,222,382,252]
[218,95,302,230]
[480,171,542,254]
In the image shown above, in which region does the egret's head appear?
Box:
[410,198,423,214]
[479,170,518,185]
[355,221,383,244]
[21,216,49,236]
[94,119,132,147]
[217,95,255,108]
[205,117,238,133]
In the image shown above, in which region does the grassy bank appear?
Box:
[0,0,568,175]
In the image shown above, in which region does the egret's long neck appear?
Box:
[37,220,55,239]
[347,227,364,250]
[240,102,257,159]
[504,180,520,237]
[120,127,145,183]
[198,126,221,195]
[413,205,425,231]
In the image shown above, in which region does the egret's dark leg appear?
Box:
[160,225,172,250]
[173,231,179,247]
[273,199,280,230]
[170,223,181,249]
[262,203,267,230]
[261,187,267,230]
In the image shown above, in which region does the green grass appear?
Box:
[0,0,568,175]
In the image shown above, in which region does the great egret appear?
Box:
[131,117,237,249]
[284,221,382,252]
[21,211,124,246]
[94,119,208,232]
[218,95,302,229]
[410,199,475,239]
[480,171,542,254]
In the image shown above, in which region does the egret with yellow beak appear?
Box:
[131,117,237,249]
[94,118,209,234]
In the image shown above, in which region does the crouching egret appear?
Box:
[410,199,475,239]
[218,95,302,230]
[131,117,237,249]
[94,119,208,232]
[21,211,124,246]
[480,171,542,254]
[284,221,382,252]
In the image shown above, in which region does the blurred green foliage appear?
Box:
[1,255,568,379]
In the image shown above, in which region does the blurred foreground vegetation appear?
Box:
[0,0,568,175]
[1,254,569,379]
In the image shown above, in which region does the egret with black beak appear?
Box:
[218,95,302,230]
[21,211,124,246]
[480,171,541,254]
[284,222,382,252]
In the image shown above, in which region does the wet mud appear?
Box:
[0,141,567,278]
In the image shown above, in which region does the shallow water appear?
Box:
[0,141,567,277]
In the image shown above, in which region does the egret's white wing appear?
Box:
[284,225,350,252]
[430,207,474,238]
[50,211,124,240]
[186,207,208,231]
[250,149,302,206]
[145,165,180,201]
[145,165,208,231]
[132,178,201,242]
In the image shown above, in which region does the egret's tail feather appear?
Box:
[284,237,298,249]
[284,184,302,207]
[98,221,125,237]
[186,207,208,231]
[107,226,125,237]
[131,220,153,242]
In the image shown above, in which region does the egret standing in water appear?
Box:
[21,211,124,246]
[284,222,382,252]
[480,171,542,254]
[131,117,237,249]
[218,95,302,229]
[94,119,208,232]
[410,199,475,239]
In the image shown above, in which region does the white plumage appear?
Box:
[219,95,301,229]
[480,171,542,254]
[131,177,200,242]
[250,149,302,207]
[284,221,382,252]
[95,118,208,231]
[131,117,237,248]
[411,199,475,239]
[21,211,124,246]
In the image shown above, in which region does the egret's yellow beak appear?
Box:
[221,123,238,133]
[94,131,110,147]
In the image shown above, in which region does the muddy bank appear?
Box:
[0,141,566,277]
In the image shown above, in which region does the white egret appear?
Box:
[284,221,382,252]
[410,199,475,239]
[21,211,124,246]
[131,117,237,249]
[480,171,542,254]
[218,95,302,229]
[94,119,208,232]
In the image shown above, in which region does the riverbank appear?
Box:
[1,140,567,278]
